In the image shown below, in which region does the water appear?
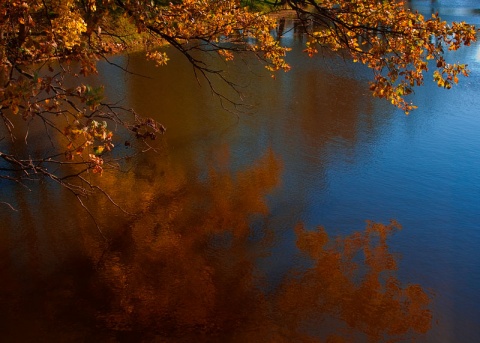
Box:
[1,2,480,342]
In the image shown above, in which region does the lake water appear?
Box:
[1,1,480,342]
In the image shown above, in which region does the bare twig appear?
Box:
[0,201,18,211]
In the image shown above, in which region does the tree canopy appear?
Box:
[0,0,477,210]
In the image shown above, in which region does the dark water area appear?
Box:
[2,1,480,342]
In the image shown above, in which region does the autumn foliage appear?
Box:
[294,0,476,113]
[0,0,476,202]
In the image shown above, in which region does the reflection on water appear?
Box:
[2,4,480,341]
[0,148,431,342]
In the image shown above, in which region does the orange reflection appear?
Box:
[276,221,432,342]
[0,147,432,342]
[95,148,282,338]
[91,150,431,341]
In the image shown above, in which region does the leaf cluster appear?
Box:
[0,0,477,210]
[291,0,477,113]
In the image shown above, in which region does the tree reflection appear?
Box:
[92,151,431,341]
[276,221,432,342]
[94,148,282,340]
[0,148,431,342]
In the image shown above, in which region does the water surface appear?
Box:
[1,2,480,342]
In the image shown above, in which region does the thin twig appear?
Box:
[76,194,108,241]
[0,201,18,211]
